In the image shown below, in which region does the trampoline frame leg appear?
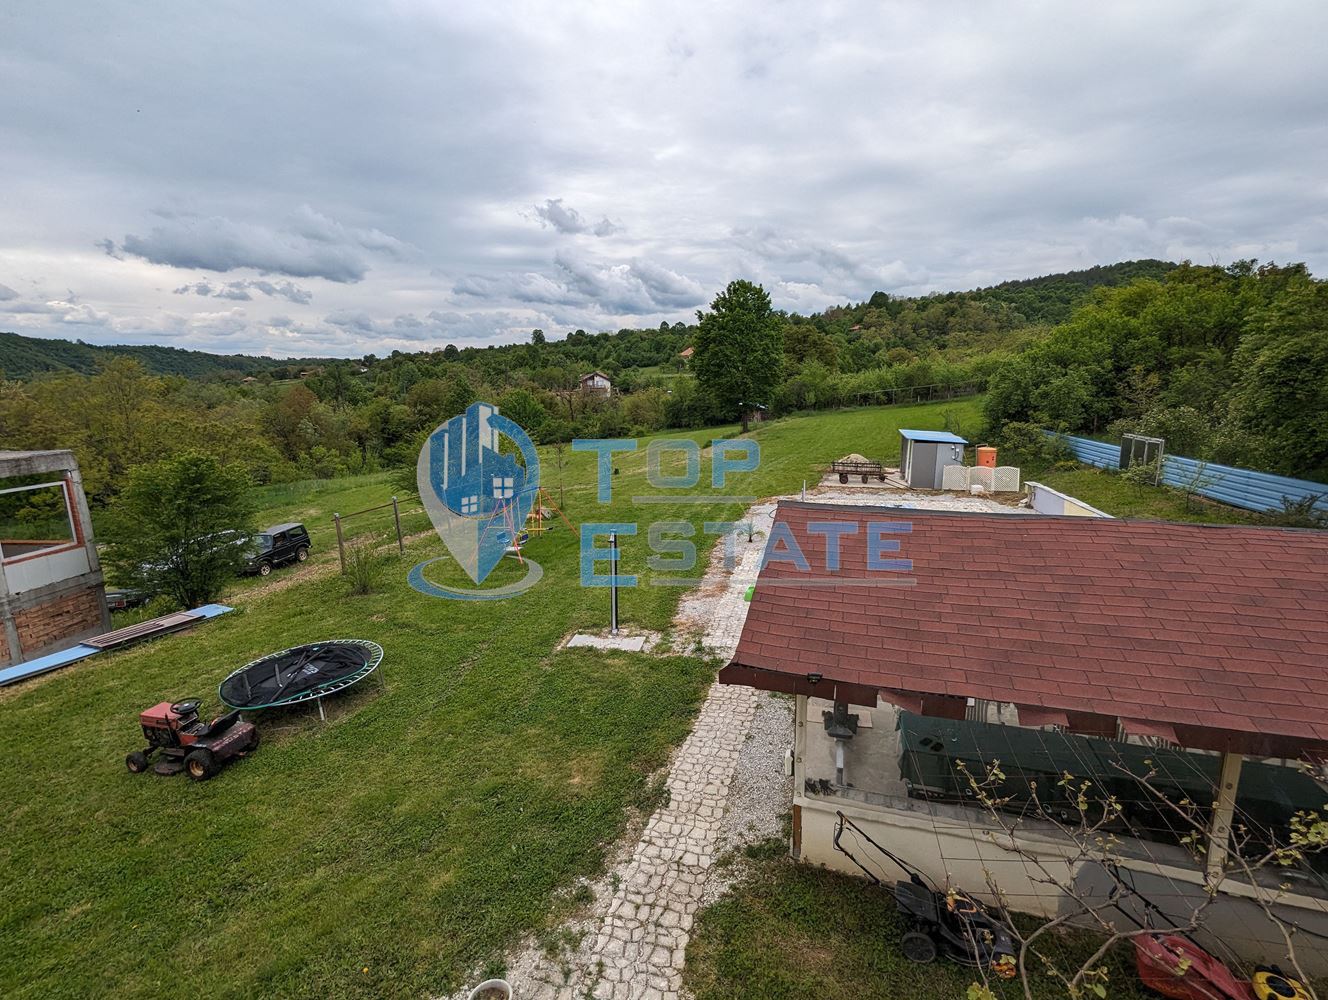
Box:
[317,700,326,722]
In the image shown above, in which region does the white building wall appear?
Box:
[790,694,1328,975]
[2,547,92,596]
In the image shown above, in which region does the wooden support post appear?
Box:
[334,513,346,575]
[391,496,404,555]
[1205,750,1244,884]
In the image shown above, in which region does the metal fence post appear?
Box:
[334,513,346,575]
[609,531,619,636]
[391,496,404,555]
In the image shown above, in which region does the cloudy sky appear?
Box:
[1,2,1324,358]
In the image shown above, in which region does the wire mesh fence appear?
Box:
[331,496,431,573]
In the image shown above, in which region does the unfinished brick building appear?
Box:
[0,450,109,667]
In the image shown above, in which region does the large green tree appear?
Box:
[692,280,784,432]
[105,453,256,608]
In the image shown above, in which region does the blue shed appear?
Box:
[898,429,968,489]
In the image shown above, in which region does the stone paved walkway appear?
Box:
[589,683,757,998]
[580,507,771,999]
[463,509,772,1000]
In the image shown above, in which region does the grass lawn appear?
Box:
[684,853,1157,1000]
[1032,466,1258,525]
[0,399,983,999]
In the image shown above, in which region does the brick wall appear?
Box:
[0,627,8,663]
[13,587,103,656]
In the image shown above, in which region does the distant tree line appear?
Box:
[985,261,1328,480]
[3,258,1323,505]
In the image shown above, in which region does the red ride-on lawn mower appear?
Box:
[125,700,259,781]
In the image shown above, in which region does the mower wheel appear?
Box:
[185,749,218,781]
[296,546,309,563]
[257,561,272,577]
[901,930,938,964]
[125,751,149,774]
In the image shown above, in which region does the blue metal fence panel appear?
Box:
[1047,433,1328,515]
[1158,455,1328,515]
[1053,434,1121,471]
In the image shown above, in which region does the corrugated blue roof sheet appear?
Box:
[899,429,968,444]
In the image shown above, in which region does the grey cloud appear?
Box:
[532,199,621,237]
[3,2,1326,357]
[325,310,377,333]
[552,251,707,312]
[106,207,409,283]
[731,227,922,294]
[174,278,313,304]
[317,309,533,346]
[0,283,18,301]
[453,252,705,314]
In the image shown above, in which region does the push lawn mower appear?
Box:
[833,811,1018,979]
[125,699,259,781]
[1106,864,1310,1000]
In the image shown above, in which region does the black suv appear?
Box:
[244,523,311,576]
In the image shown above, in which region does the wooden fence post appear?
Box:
[392,496,404,555]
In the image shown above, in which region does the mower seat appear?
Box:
[203,710,243,737]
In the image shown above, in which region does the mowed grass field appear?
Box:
[1,400,987,999]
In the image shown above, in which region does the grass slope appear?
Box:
[0,400,983,999]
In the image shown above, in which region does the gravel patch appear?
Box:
[699,689,795,909]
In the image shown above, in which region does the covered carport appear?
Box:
[719,500,1328,972]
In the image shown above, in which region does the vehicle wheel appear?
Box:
[185,749,217,781]
[258,561,272,577]
[901,931,938,964]
[838,473,848,484]
[125,751,149,774]
[296,546,309,563]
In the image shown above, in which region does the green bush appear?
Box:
[344,537,386,596]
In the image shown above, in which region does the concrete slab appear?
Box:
[565,633,649,652]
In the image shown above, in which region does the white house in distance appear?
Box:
[578,371,612,397]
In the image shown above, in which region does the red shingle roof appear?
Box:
[720,501,1328,758]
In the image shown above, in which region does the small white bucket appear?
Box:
[466,980,512,1000]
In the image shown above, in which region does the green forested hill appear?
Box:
[968,259,1177,324]
[1,260,1174,381]
[0,331,325,380]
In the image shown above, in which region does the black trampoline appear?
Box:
[219,639,383,711]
